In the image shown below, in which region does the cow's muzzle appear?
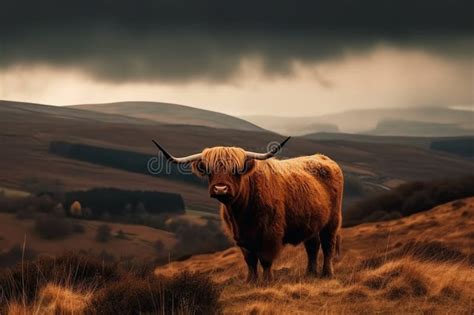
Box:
[210,184,232,202]
[213,184,229,195]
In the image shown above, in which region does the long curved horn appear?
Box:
[152,140,202,164]
[244,136,291,160]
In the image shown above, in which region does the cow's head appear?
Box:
[152,137,290,203]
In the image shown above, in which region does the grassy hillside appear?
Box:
[243,106,473,135]
[0,213,176,264]
[155,198,474,314]
[3,198,471,314]
[1,100,473,212]
[71,101,264,131]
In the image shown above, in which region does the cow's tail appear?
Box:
[334,233,342,262]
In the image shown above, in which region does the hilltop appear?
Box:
[70,101,263,131]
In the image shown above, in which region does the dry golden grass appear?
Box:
[4,198,473,314]
[156,197,474,314]
[7,284,93,315]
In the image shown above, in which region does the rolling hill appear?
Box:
[303,132,470,148]
[155,197,474,314]
[243,106,474,136]
[0,100,157,125]
[70,101,264,131]
[0,212,176,263]
[1,100,474,212]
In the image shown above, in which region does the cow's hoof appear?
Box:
[262,272,274,283]
[246,275,258,284]
[306,270,318,277]
[320,272,334,279]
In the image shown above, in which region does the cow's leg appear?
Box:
[259,258,274,282]
[241,248,258,283]
[319,226,338,278]
[304,236,320,276]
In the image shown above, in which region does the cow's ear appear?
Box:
[192,159,208,177]
[240,158,256,175]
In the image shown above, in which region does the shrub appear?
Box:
[89,272,221,314]
[345,176,474,226]
[34,215,73,240]
[164,272,222,314]
[96,224,111,242]
[89,276,162,314]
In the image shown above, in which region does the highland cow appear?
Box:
[152,137,343,282]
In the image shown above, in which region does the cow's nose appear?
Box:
[213,185,229,195]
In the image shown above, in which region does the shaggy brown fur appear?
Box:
[192,147,344,282]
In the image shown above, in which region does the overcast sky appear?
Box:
[0,1,472,116]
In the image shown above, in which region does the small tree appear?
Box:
[96,224,111,242]
[70,201,82,217]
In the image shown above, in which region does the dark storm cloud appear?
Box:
[0,0,472,82]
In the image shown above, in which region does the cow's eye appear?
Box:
[196,160,210,176]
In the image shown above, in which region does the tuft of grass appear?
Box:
[1,253,222,314]
[0,252,121,306]
[88,272,221,314]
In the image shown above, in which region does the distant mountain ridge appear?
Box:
[243,106,474,136]
[70,101,264,131]
[368,119,472,137]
